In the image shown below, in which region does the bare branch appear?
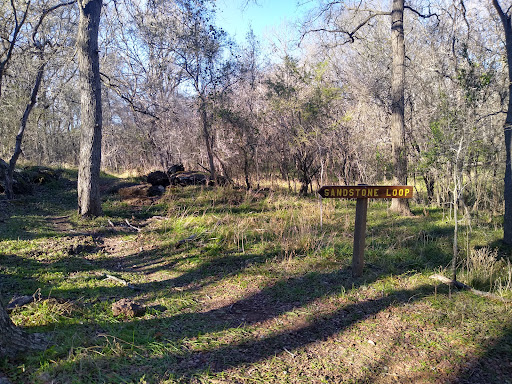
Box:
[403,5,439,21]
[301,10,390,45]
[456,0,470,40]
[0,0,32,99]
[32,1,77,45]
[100,72,160,120]
[476,110,507,122]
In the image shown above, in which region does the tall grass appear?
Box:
[459,247,512,297]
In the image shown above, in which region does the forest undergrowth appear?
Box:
[0,169,511,383]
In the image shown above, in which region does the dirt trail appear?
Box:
[45,215,73,232]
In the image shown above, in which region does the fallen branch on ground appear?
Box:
[125,219,141,232]
[104,274,140,290]
[107,219,141,232]
[430,274,511,303]
[175,234,198,248]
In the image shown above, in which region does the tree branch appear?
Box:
[404,5,439,21]
[32,1,77,44]
[100,72,160,120]
[301,10,390,44]
[492,0,509,27]
[430,274,512,303]
[0,0,31,99]
[476,110,507,122]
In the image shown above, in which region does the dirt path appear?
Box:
[45,215,73,232]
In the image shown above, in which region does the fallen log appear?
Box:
[118,184,164,199]
[430,274,512,303]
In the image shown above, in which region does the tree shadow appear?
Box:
[178,284,435,377]
[3,179,509,382]
[449,321,512,383]
[34,280,436,382]
[32,277,509,384]
[27,261,384,335]
[0,253,56,296]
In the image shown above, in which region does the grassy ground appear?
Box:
[1,170,511,383]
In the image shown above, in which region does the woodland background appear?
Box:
[0,0,507,210]
[2,2,512,382]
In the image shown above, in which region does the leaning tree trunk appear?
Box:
[389,0,412,215]
[0,300,45,357]
[77,0,103,217]
[4,57,45,200]
[492,0,512,245]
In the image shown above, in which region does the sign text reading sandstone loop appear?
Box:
[318,185,413,199]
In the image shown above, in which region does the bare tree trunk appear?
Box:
[77,0,103,216]
[4,58,45,199]
[243,150,251,190]
[255,145,260,186]
[0,1,31,196]
[492,0,512,244]
[390,0,412,215]
[423,173,435,205]
[0,300,46,357]
[451,137,466,281]
[200,100,216,183]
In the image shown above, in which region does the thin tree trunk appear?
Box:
[0,1,31,100]
[0,159,8,194]
[452,167,458,282]
[390,0,412,215]
[243,150,251,190]
[423,173,435,205]
[4,58,45,199]
[200,100,216,183]
[0,1,31,197]
[255,145,260,187]
[77,0,103,217]
[492,0,512,244]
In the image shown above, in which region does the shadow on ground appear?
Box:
[1,176,510,383]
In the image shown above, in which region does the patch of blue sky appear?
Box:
[215,0,316,48]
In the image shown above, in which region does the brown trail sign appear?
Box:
[318,185,413,199]
[318,185,413,277]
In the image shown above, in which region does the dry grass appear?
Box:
[459,247,512,297]
[1,173,511,383]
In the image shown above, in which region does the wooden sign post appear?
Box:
[318,185,413,277]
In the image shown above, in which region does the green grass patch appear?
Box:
[1,169,511,383]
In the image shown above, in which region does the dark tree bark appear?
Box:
[423,173,435,204]
[0,0,31,198]
[492,0,512,245]
[4,59,45,199]
[200,99,217,183]
[77,0,103,216]
[0,300,45,358]
[390,0,412,215]
[243,150,251,190]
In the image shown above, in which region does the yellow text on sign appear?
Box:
[318,186,413,199]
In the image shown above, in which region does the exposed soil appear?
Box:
[1,174,511,384]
